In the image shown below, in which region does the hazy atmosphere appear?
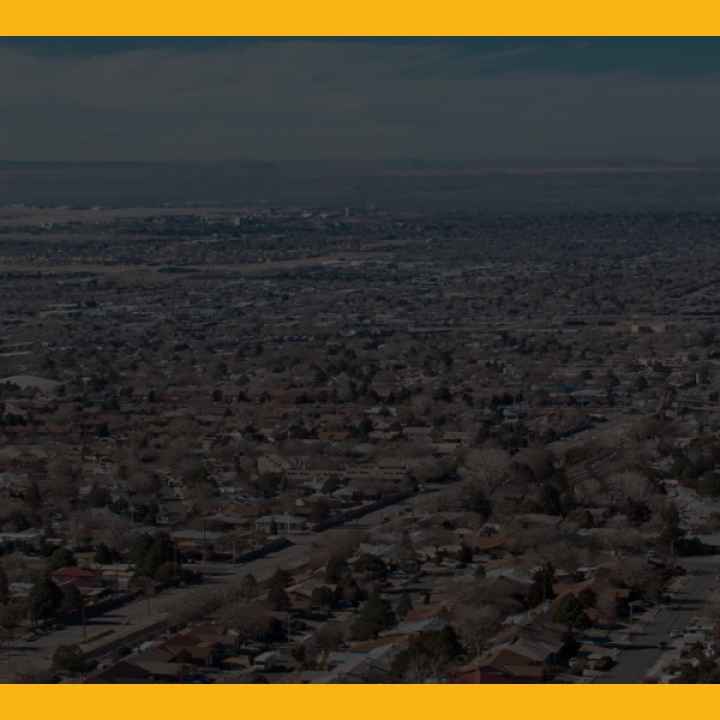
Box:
[5,38,720,210]
[3,38,720,164]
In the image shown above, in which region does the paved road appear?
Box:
[596,551,720,683]
[0,487,436,680]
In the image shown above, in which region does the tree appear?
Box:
[219,603,284,644]
[396,530,421,573]
[137,534,178,578]
[553,594,591,629]
[453,604,502,660]
[456,543,473,564]
[527,562,556,607]
[154,561,181,585]
[269,568,292,590]
[396,592,413,619]
[515,446,555,483]
[463,485,493,519]
[182,463,210,487]
[314,623,343,669]
[29,575,63,624]
[392,627,463,681]
[129,534,153,566]
[321,476,342,495]
[309,498,331,525]
[239,573,259,601]
[255,473,281,499]
[540,482,565,516]
[625,498,652,526]
[44,457,80,503]
[0,602,24,645]
[310,585,336,610]
[459,447,511,496]
[268,584,291,612]
[85,483,110,508]
[133,575,157,616]
[24,481,42,511]
[94,543,114,565]
[353,417,374,440]
[52,644,88,674]
[47,547,76,572]
[325,555,351,583]
[578,588,597,609]
[353,553,388,581]
[660,500,683,549]
[350,593,396,640]
[612,470,655,503]
[334,575,364,606]
[60,584,84,615]
[0,565,8,605]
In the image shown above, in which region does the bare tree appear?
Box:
[452,603,502,660]
[459,447,512,497]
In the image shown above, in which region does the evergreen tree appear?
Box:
[0,565,8,605]
[350,593,396,640]
[29,575,63,623]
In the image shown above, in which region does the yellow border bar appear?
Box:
[2,0,720,36]
[1,684,716,714]
[3,3,720,713]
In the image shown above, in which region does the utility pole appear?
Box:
[81,600,87,642]
[145,580,153,617]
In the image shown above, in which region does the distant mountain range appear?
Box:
[3,158,720,212]
[0,158,278,170]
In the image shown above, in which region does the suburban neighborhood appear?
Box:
[1,203,720,682]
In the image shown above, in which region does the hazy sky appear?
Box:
[3,38,720,165]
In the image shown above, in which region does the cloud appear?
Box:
[1,40,720,162]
